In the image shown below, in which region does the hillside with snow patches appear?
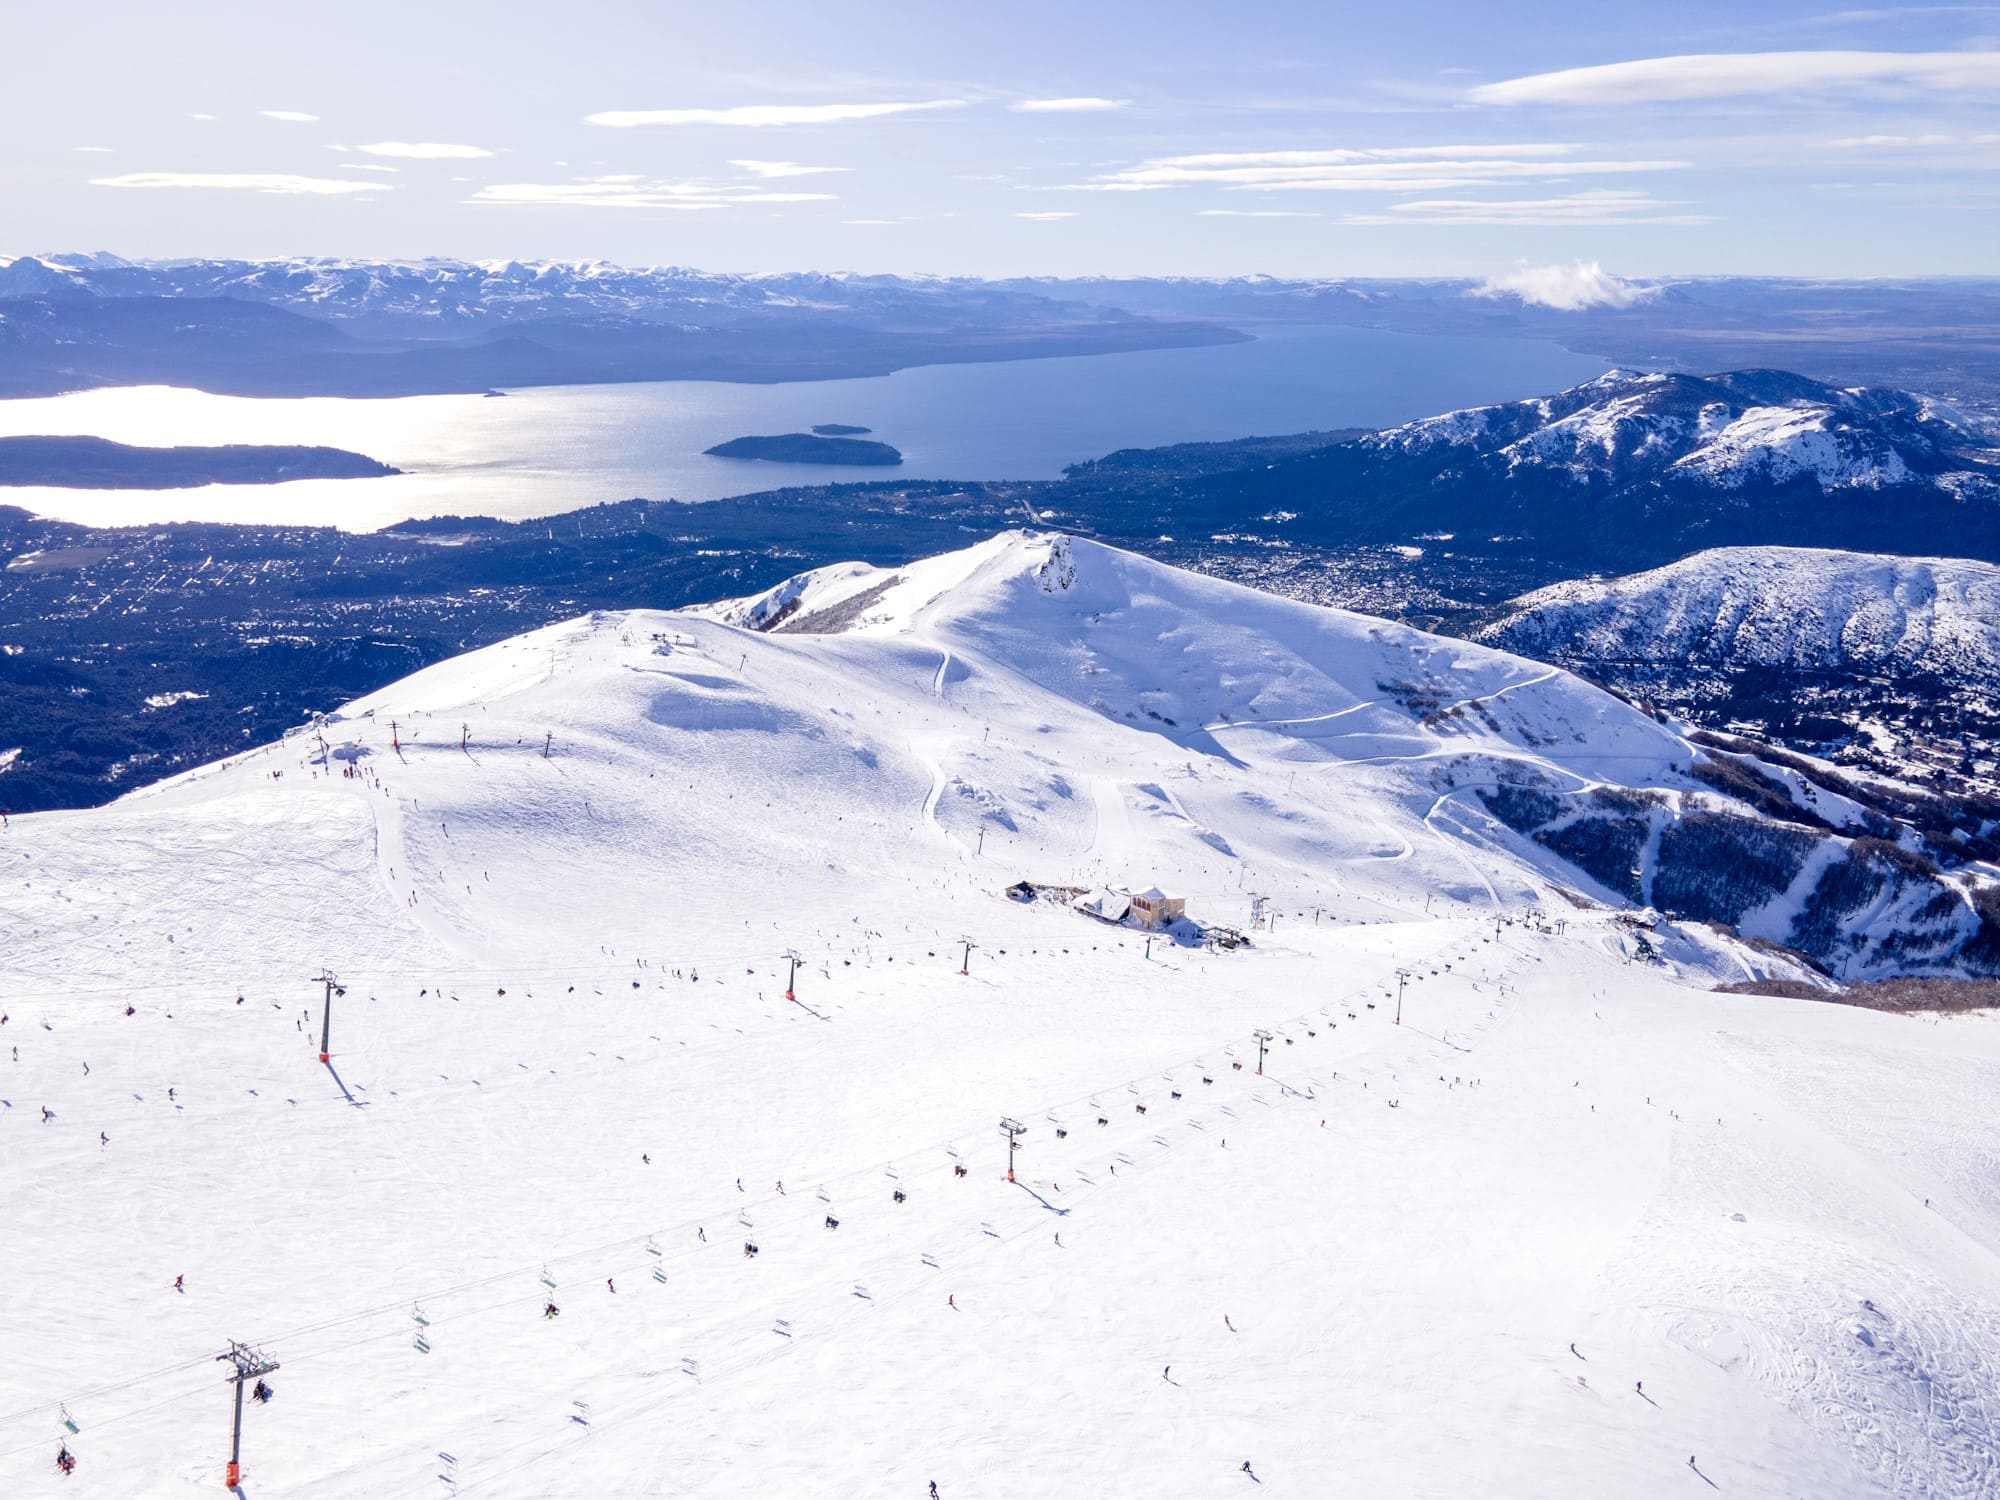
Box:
[1484,547,2000,687]
[4,533,1999,1498]
[1361,369,1997,495]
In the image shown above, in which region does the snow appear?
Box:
[1488,546,2000,686]
[4,532,1998,1497]
[1670,406,1912,490]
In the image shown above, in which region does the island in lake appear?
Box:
[0,436,402,489]
[811,423,871,436]
[704,433,903,466]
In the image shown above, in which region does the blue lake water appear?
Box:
[0,326,1608,532]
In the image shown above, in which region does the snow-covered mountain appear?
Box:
[1486,547,2000,685]
[1364,369,1997,495]
[0,256,1238,397]
[0,254,1165,333]
[1176,369,2000,575]
[6,533,1999,1498]
[1480,548,2000,788]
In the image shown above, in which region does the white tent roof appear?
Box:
[1072,888,1131,922]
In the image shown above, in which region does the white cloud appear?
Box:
[357,141,494,159]
[1015,210,1078,220]
[586,101,963,128]
[259,109,320,123]
[1349,189,1710,226]
[1829,132,1959,146]
[1011,97,1130,113]
[729,159,851,178]
[467,176,838,209]
[1197,209,1323,217]
[842,218,903,225]
[91,171,392,196]
[340,163,401,174]
[1471,50,2000,105]
[71,146,115,154]
[1067,143,1687,193]
[1470,260,1664,310]
[188,113,217,122]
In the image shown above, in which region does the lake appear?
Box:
[0,326,1607,532]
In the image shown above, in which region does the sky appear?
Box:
[4,0,1998,278]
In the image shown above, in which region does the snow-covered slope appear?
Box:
[5,533,1999,1498]
[1485,547,2000,685]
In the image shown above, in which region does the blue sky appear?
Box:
[6,0,1998,277]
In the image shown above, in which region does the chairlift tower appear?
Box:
[1394,968,1411,1027]
[313,970,343,1064]
[1253,1029,1274,1075]
[999,1117,1026,1183]
[784,950,802,1002]
[215,1340,280,1488]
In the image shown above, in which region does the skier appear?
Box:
[698,1227,706,1242]
[1241,1460,1253,1475]
[1224,1315,1236,1332]
[606,1278,616,1293]
[1163,1365,1171,1381]
[40,1106,51,1123]
[930,1484,939,1499]
[544,1302,560,1319]
[174,1275,184,1293]
[948,1294,956,1310]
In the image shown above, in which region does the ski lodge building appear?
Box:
[1129,887,1185,929]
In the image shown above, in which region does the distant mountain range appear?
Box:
[0,254,1243,397]
[6,254,2000,400]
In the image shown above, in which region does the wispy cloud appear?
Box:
[586,101,962,128]
[258,109,320,123]
[1345,190,1709,225]
[1832,132,1952,147]
[843,218,904,225]
[1471,260,1664,310]
[466,175,838,209]
[188,113,217,122]
[1198,209,1323,217]
[1016,210,1078,219]
[340,163,402,174]
[357,141,494,159]
[1011,97,1129,113]
[91,171,390,196]
[1471,50,2000,105]
[71,146,115,154]
[729,159,851,178]
[1064,143,1687,193]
